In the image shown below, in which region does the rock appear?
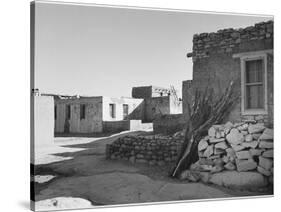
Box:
[226,148,236,157]
[209,155,220,160]
[209,171,268,189]
[231,144,246,152]
[224,162,236,170]
[245,134,253,142]
[210,164,224,173]
[262,149,273,158]
[236,159,257,172]
[241,141,258,148]
[199,172,211,183]
[203,145,214,157]
[209,138,225,143]
[236,150,252,160]
[259,141,273,149]
[257,166,272,176]
[252,133,262,140]
[179,170,201,182]
[148,160,156,166]
[259,156,273,170]
[215,141,228,150]
[198,139,209,151]
[224,121,233,129]
[213,158,224,166]
[157,160,165,166]
[199,158,214,166]
[190,161,201,171]
[249,149,263,156]
[248,123,265,134]
[259,128,273,140]
[222,155,230,163]
[208,127,216,137]
[237,124,248,131]
[214,148,225,155]
[226,128,244,145]
[200,164,213,171]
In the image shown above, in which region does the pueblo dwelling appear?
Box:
[53,85,182,134]
[183,20,274,127]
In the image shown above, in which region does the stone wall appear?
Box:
[153,114,186,134]
[103,120,153,133]
[106,135,184,166]
[181,121,273,189]
[184,21,274,126]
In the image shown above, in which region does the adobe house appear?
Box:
[132,86,182,122]
[183,20,273,127]
[54,85,182,134]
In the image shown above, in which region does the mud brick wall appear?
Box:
[153,114,186,135]
[106,135,184,166]
[191,121,273,183]
[184,21,274,126]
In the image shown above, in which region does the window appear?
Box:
[80,104,86,120]
[66,105,71,120]
[123,104,129,119]
[245,59,264,109]
[109,104,116,118]
[54,105,57,120]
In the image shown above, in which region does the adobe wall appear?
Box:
[55,97,103,133]
[153,114,186,134]
[184,21,273,126]
[33,95,54,146]
[144,96,171,122]
[102,96,144,121]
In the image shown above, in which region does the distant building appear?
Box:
[53,85,182,134]
[183,20,273,127]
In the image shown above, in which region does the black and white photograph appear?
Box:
[30,1,274,211]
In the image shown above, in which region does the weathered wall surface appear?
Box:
[153,114,186,134]
[184,21,273,126]
[55,97,103,133]
[34,96,54,146]
[144,96,170,122]
[102,97,144,121]
[132,86,152,98]
[182,80,192,116]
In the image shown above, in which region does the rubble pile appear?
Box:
[182,121,273,187]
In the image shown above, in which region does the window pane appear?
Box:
[123,104,129,119]
[109,104,115,118]
[80,104,86,119]
[246,85,264,109]
[246,59,263,83]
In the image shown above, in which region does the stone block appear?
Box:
[209,138,225,143]
[224,162,236,170]
[259,128,273,140]
[236,150,252,160]
[259,156,273,170]
[215,141,228,150]
[241,141,258,149]
[252,133,262,140]
[245,134,253,142]
[226,128,244,145]
[257,166,271,176]
[231,144,246,152]
[249,148,263,156]
[203,145,214,157]
[198,139,209,151]
[208,127,216,137]
[236,159,257,172]
[248,123,265,134]
[259,141,273,149]
[209,171,268,189]
[262,149,273,158]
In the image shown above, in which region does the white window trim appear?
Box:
[235,51,270,116]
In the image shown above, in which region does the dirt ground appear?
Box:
[33,131,271,210]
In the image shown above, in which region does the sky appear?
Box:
[34,1,272,98]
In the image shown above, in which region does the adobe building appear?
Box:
[54,85,182,134]
[183,20,273,127]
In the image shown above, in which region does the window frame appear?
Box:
[109,103,116,118]
[239,53,268,115]
[123,104,129,119]
[80,104,86,120]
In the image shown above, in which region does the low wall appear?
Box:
[153,114,186,134]
[106,135,183,166]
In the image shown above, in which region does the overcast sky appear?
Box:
[34,1,272,98]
